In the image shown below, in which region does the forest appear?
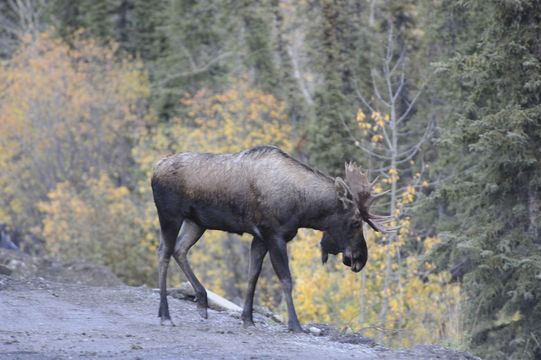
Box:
[0,1,540,359]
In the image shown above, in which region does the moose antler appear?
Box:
[344,162,396,233]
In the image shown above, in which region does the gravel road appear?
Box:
[0,250,478,360]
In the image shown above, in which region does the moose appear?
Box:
[151,145,392,332]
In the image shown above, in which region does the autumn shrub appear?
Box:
[0,31,149,239]
[39,174,156,285]
[0,31,157,283]
[289,230,462,347]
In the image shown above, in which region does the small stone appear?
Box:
[169,291,187,300]
[309,326,322,336]
[179,282,196,296]
[7,259,24,270]
[131,344,143,350]
[0,264,12,275]
[344,327,354,336]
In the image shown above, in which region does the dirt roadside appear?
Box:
[0,250,478,359]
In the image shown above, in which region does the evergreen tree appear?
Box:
[438,1,541,358]
[410,0,477,266]
[130,0,168,61]
[151,0,235,120]
[48,0,119,43]
[238,0,278,93]
[306,0,358,175]
[48,0,169,60]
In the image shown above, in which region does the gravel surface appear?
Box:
[0,250,479,360]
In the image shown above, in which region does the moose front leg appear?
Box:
[241,236,268,326]
[267,238,303,333]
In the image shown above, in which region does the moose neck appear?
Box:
[298,181,346,232]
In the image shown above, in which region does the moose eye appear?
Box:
[351,219,362,229]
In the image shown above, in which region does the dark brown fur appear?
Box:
[151,145,369,332]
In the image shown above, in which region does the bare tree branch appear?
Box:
[156,51,235,86]
[389,47,406,78]
[371,69,391,108]
[397,74,433,125]
[178,43,197,72]
[392,71,406,103]
[392,122,434,165]
[287,45,314,105]
[352,75,376,114]
[0,0,45,56]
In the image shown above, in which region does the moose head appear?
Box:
[320,163,393,272]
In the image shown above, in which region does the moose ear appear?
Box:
[335,177,354,209]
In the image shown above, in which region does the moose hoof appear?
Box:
[242,318,255,328]
[197,306,208,319]
[160,318,175,327]
[288,324,305,333]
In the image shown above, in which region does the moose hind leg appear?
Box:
[172,219,207,319]
[158,218,182,326]
[241,236,268,327]
[268,238,303,333]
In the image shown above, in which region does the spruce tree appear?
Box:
[306,0,357,175]
[238,0,278,93]
[48,0,119,43]
[439,1,541,358]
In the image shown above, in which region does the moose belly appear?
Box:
[188,203,248,235]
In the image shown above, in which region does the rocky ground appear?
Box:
[0,249,479,359]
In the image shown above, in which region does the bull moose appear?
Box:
[151,145,392,332]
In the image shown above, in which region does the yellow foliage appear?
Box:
[289,230,462,348]
[39,174,157,285]
[179,78,292,154]
[383,168,399,184]
[0,31,150,235]
[402,185,416,204]
[371,134,384,143]
[356,110,366,123]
